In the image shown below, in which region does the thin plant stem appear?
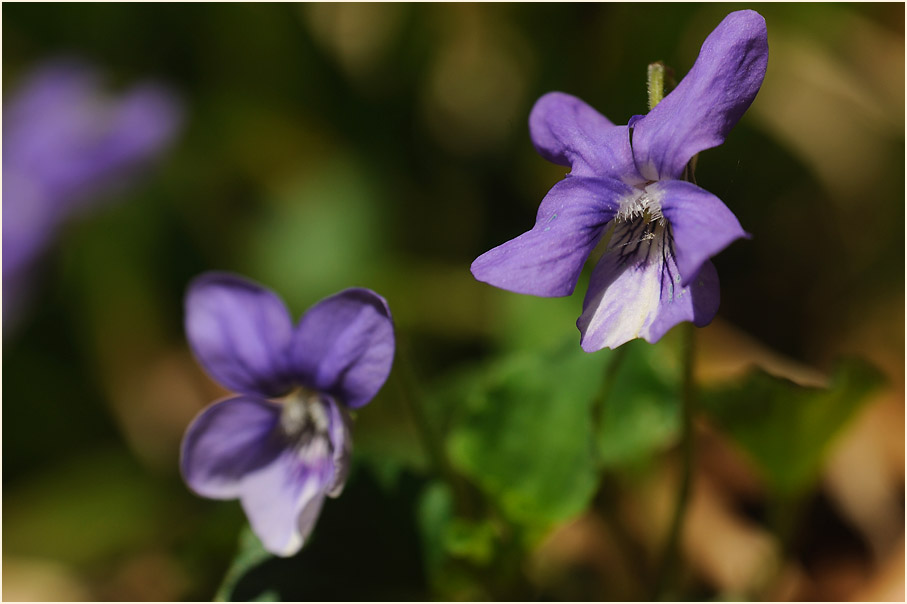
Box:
[393,337,522,597]
[593,476,651,595]
[590,345,629,436]
[652,322,697,600]
[393,334,449,478]
[591,347,651,594]
[392,333,481,518]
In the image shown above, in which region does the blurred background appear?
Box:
[3,3,904,601]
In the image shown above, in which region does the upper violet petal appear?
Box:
[180,396,283,500]
[291,289,395,409]
[530,93,641,181]
[631,10,768,180]
[185,272,295,397]
[655,180,749,287]
[471,176,632,297]
[577,220,720,351]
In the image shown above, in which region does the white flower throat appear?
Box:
[608,188,669,257]
[279,388,332,462]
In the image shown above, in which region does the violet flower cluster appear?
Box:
[471,10,768,351]
[3,58,182,325]
[180,273,395,556]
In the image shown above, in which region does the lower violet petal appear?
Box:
[647,258,720,341]
[325,398,353,498]
[471,176,631,297]
[239,451,334,557]
[578,221,720,351]
[180,396,284,500]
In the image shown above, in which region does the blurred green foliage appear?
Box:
[700,359,885,498]
[3,2,902,601]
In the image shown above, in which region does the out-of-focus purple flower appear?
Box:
[471,11,767,352]
[180,272,395,556]
[2,58,182,325]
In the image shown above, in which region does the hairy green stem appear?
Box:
[647,61,666,110]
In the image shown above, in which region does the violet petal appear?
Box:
[471,176,631,297]
[578,223,720,351]
[2,170,57,313]
[529,92,641,181]
[324,397,353,498]
[631,10,768,180]
[648,259,720,342]
[180,396,283,499]
[656,180,749,287]
[185,272,295,397]
[3,58,182,209]
[60,82,182,209]
[2,58,182,330]
[239,452,333,557]
[291,288,395,409]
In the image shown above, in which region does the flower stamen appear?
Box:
[616,191,665,226]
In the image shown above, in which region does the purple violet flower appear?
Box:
[180,273,395,556]
[471,10,768,352]
[2,58,182,326]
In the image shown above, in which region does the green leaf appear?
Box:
[214,525,273,602]
[699,358,885,497]
[444,335,606,529]
[442,518,498,566]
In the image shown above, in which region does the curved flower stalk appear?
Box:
[180,273,395,557]
[471,11,768,352]
[2,58,182,326]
